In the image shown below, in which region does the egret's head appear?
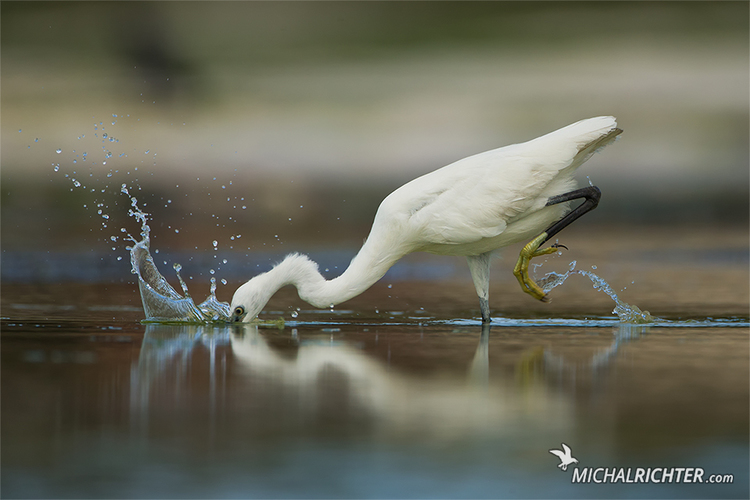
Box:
[230,276,269,322]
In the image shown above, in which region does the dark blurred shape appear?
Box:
[112,3,197,104]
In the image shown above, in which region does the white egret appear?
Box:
[231,116,621,323]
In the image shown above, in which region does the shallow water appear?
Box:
[2,271,749,498]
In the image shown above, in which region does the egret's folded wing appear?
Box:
[377,116,620,247]
[400,153,563,245]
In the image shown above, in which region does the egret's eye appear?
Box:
[234,306,245,317]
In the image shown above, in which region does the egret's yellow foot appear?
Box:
[513,232,562,301]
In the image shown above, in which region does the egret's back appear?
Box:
[373,116,620,255]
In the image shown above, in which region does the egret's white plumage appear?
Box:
[232,116,621,323]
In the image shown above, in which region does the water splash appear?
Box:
[537,260,654,324]
[121,184,231,323]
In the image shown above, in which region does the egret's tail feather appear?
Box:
[570,126,622,170]
[541,115,620,173]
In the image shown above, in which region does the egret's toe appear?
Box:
[513,232,556,301]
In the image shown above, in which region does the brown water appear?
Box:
[2,224,749,498]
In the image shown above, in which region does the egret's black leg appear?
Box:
[541,186,601,244]
[513,186,602,301]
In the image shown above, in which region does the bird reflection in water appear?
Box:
[130,324,646,442]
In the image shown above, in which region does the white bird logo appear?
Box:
[549,443,578,471]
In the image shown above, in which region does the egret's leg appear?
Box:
[478,297,491,324]
[514,186,601,301]
[541,186,601,241]
[467,252,492,323]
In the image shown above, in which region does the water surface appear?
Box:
[2,272,748,498]
[2,218,749,499]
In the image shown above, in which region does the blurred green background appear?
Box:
[2,1,748,260]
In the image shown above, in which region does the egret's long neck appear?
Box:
[261,240,403,309]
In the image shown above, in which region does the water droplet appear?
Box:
[53,165,59,172]
[291,310,299,318]
[220,279,227,285]
[56,148,62,154]
[117,256,123,261]
[387,284,392,289]
[209,269,215,275]
[591,265,597,270]
[222,259,228,264]
[212,240,218,247]
[34,138,39,142]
